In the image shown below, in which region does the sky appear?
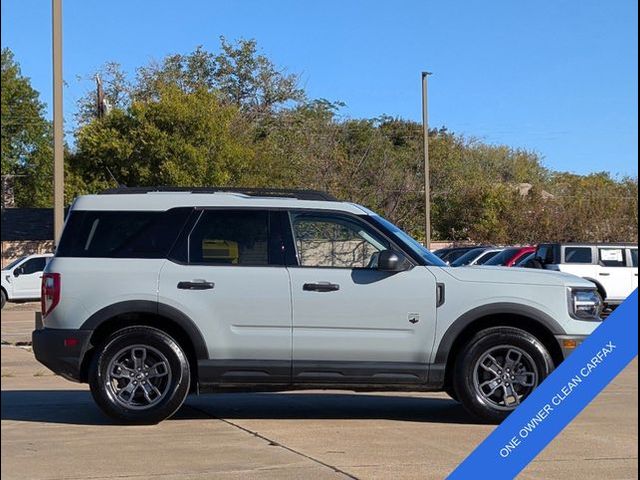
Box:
[1,0,638,176]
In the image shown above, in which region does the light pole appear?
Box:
[52,0,64,245]
[421,71,432,249]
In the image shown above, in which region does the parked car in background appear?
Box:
[433,246,482,265]
[450,247,503,267]
[528,243,638,307]
[483,246,536,267]
[1,253,53,308]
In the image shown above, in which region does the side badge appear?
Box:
[408,313,420,324]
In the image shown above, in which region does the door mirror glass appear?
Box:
[377,250,410,272]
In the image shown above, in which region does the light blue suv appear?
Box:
[33,188,602,424]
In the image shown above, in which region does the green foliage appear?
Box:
[1,48,53,206]
[2,40,638,244]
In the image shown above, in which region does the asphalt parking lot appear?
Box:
[1,304,637,479]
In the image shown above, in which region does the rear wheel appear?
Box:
[89,326,190,424]
[453,327,554,423]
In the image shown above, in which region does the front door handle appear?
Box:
[177,280,215,290]
[598,273,611,276]
[303,282,340,292]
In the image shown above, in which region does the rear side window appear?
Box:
[564,247,593,264]
[188,210,269,265]
[57,209,191,258]
[598,248,626,267]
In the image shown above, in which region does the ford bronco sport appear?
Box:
[33,188,603,424]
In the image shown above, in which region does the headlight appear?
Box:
[568,288,602,321]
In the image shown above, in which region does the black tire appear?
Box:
[453,327,554,423]
[89,326,190,425]
[1,290,6,309]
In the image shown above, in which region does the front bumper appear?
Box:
[32,326,93,382]
[555,334,588,359]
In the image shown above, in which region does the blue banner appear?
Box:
[449,289,638,480]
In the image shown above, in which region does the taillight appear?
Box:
[41,273,61,317]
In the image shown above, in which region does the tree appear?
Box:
[1,48,53,207]
[69,86,256,192]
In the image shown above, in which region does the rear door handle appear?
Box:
[303,282,340,292]
[598,273,611,276]
[177,280,215,290]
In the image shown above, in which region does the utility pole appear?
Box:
[421,71,432,249]
[52,0,64,245]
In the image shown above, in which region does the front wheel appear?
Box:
[89,326,191,424]
[453,327,554,423]
[1,290,6,309]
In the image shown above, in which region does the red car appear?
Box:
[483,246,536,267]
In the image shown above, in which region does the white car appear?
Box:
[1,254,53,309]
[532,243,638,307]
[33,188,602,424]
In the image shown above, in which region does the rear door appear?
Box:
[597,246,630,302]
[157,209,292,385]
[285,211,438,385]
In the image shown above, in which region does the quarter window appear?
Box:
[564,247,593,264]
[290,213,388,268]
[599,248,626,267]
[188,210,269,265]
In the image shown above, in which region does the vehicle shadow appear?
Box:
[1,390,483,426]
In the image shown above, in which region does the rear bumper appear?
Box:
[32,327,93,382]
[555,334,588,359]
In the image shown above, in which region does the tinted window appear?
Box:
[484,248,521,266]
[599,248,626,267]
[536,245,556,264]
[630,249,638,268]
[189,210,269,265]
[291,213,388,268]
[450,248,487,267]
[475,250,501,265]
[21,257,47,275]
[516,252,535,266]
[564,247,593,264]
[57,209,191,258]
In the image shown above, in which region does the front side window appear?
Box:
[630,249,638,268]
[599,248,626,267]
[564,247,593,264]
[189,210,269,265]
[290,213,388,268]
[20,257,47,275]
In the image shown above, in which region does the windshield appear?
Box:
[450,248,487,267]
[1,257,26,271]
[370,216,447,267]
[483,248,521,266]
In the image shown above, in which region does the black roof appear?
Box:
[1,208,54,241]
[99,186,338,202]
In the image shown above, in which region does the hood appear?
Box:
[439,265,595,288]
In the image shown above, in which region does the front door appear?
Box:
[286,211,438,385]
[158,209,292,385]
[13,257,47,298]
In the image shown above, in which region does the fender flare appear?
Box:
[582,277,607,299]
[434,302,565,366]
[80,300,208,360]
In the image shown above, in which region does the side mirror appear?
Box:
[377,250,410,272]
[13,267,22,277]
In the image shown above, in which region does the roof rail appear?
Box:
[98,186,339,202]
